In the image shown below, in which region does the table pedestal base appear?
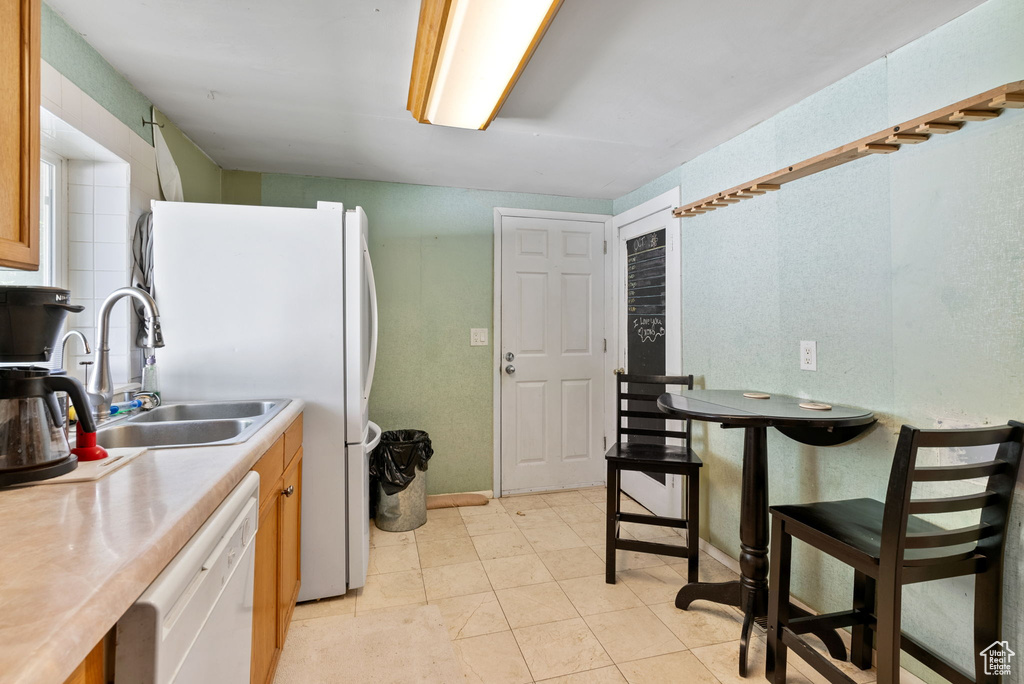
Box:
[676,425,847,677]
[675,581,847,676]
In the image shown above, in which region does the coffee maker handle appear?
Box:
[45,375,97,433]
[44,302,85,313]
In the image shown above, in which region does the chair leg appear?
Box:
[766,516,791,683]
[605,462,618,584]
[686,469,700,584]
[851,570,876,670]
[874,571,903,684]
[973,565,1003,684]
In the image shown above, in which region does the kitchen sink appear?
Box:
[95,399,290,449]
[129,400,281,423]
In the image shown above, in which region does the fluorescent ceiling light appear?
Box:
[407,0,563,130]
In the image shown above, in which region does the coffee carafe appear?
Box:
[0,286,96,486]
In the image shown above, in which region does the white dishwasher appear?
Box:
[116,472,259,684]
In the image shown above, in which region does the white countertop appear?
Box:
[0,399,304,684]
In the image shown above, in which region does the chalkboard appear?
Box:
[625,229,667,478]
[626,229,667,371]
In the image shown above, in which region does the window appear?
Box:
[0,150,65,287]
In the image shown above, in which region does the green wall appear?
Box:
[262,175,611,494]
[153,109,223,204]
[615,0,1024,679]
[222,170,262,206]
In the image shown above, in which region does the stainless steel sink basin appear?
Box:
[95,399,290,449]
[130,400,280,423]
[96,419,254,449]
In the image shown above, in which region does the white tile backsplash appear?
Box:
[94,162,128,187]
[94,186,128,215]
[41,61,62,108]
[69,242,94,271]
[60,78,83,125]
[69,213,93,242]
[68,161,93,185]
[93,242,124,272]
[69,270,94,300]
[69,184,93,213]
[93,214,126,243]
[42,59,162,386]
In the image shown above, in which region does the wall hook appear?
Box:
[141,118,165,128]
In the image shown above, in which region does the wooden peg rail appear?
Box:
[673,80,1024,218]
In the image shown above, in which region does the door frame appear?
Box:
[492,207,615,498]
[611,187,684,514]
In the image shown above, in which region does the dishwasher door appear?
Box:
[116,472,259,684]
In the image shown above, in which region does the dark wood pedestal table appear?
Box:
[657,390,876,677]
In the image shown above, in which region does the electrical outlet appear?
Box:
[470,328,488,346]
[800,340,817,371]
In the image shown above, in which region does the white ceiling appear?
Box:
[47,0,985,200]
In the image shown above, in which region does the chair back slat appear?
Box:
[904,522,993,549]
[620,393,663,402]
[880,421,1024,575]
[913,460,1008,482]
[615,373,694,448]
[620,427,689,439]
[914,425,1016,449]
[908,491,998,515]
[621,409,673,420]
[617,373,693,385]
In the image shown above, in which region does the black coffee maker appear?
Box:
[0,286,97,486]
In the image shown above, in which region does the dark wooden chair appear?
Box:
[605,373,702,584]
[767,421,1024,684]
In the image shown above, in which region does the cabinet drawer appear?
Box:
[252,436,285,505]
[284,414,303,464]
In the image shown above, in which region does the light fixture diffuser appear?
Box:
[407,0,563,130]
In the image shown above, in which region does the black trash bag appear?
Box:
[370,430,433,496]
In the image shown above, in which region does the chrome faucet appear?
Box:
[87,287,164,418]
[60,330,91,370]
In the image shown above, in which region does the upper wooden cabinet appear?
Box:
[0,0,40,271]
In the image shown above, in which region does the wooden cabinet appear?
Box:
[0,0,41,270]
[251,415,303,684]
[278,449,302,640]
[251,495,279,684]
[61,637,105,684]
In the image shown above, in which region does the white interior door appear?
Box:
[613,189,682,517]
[499,212,608,494]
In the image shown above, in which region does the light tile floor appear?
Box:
[288,487,919,683]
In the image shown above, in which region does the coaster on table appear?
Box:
[799,402,832,411]
[743,392,770,399]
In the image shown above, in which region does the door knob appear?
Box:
[504,352,515,362]
[505,364,516,375]
[282,485,295,497]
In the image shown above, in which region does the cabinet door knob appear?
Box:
[282,485,295,497]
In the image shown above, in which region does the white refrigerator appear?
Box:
[150,200,379,601]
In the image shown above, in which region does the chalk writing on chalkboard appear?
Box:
[632,316,666,343]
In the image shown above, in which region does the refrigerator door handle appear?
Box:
[363,233,378,402]
[366,421,382,451]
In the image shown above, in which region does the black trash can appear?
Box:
[370,430,433,532]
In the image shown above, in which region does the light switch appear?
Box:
[470,328,488,346]
[800,340,817,371]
